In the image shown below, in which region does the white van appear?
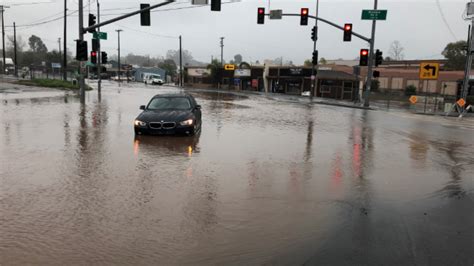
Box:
[143,73,164,85]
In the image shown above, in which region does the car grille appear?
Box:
[149,122,162,129]
[162,122,176,129]
[149,122,176,130]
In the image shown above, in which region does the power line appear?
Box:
[435,0,458,41]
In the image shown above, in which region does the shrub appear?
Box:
[405,85,417,96]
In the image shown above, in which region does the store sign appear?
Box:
[280,68,312,77]
[188,68,210,77]
[234,69,251,77]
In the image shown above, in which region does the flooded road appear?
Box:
[1,81,473,265]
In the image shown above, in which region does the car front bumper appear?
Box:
[135,124,195,135]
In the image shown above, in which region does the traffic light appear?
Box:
[359,49,369,66]
[76,40,88,61]
[343,23,352,42]
[312,50,318,65]
[311,26,317,41]
[101,52,108,64]
[91,51,97,64]
[140,4,151,26]
[88,14,96,33]
[300,8,309,25]
[92,38,99,52]
[375,49,383,66]
[257,8,265,24]
[211,0,221,11]
[373,70,380,78]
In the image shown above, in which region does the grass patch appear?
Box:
[17,79,93,91]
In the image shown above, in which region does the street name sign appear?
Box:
[93,32,108,40]
[224,64,235,71]
[270,10,283,20]
[361,10,387,20]
[419,63,439,80]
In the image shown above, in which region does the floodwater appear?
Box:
[1,81,473,265]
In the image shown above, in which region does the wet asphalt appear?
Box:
[1,81,473,265]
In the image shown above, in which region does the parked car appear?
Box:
[144,74,164,85]
[134,93,202,136]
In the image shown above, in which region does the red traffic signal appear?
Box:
[91,51,97,64]
[300,8,309,25]
[257,7,265,24]
[360,49,369,66]
[343,23,353,42]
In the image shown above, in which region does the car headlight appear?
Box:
[180,119,194,126]
[134,120,146,126]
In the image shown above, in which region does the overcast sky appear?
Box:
[0,0,470,64]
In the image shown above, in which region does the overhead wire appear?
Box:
[435,0,458,41]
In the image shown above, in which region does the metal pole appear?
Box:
[310,0,319,97]
[116,29,122,83]
[363,0,378,107]
[58,38,61,79]
[1,6,7,75]
[220,37,224,65]
[83,1,174,33]
[78,0,85,103]
[97,0,101,94]
[179,35,183,87]
[13,22,17,77]
[461,20,474,105]
[63,0,67,80]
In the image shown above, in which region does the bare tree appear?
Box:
[388,40,405,61]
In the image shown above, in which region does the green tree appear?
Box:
[442,40,468,70]
[207,59,221,85]
[28,35,48,53]
[234,54,242,64]
[158,59,177,77]
[319,57,327,64]
[304,59,312,67]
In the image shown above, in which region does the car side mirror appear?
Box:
[140,105,146,110]
[195,105,201,109]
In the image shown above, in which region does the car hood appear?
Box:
[137,109,193,122]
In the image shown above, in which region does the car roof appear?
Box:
[152,93,193,98]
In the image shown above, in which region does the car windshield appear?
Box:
[147,97,191,110]
[150,75,160,79]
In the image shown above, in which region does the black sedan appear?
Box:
[134,94,202,136]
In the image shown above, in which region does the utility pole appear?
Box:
[58,38,62,78]
[1,5,9,75]
[179,35,183,87]
[97,0,102,94]
[13,22,17,77]
[310,0,319,97]
[363,0,378,107]
[63,0,67,80]
[116,29,122,83]
[220,37,224,65]
[461,14,474,105]
[78,0,85,103]
[58,38,62,58]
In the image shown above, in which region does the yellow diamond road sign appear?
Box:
[409,95,418,104]
[224,64,235,71]
[457,98,466,107]
[419,63,440,80]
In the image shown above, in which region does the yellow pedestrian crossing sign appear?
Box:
[419,63,439,80]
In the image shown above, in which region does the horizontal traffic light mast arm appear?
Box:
[83,0,174,33]
[267,13,371,43]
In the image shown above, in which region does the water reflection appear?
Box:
[133,133,201,158]
[431,141,470,199]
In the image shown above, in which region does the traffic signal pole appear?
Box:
[97,0,102,96]
[77,0,176,103]
[78,0,85,103]
[310,0,319,97]
[363,0,378,107]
